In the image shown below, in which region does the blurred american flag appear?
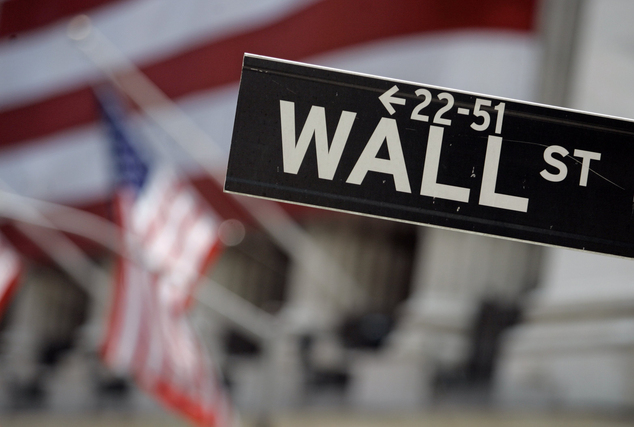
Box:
[97,85,229,426]
[0,0,538,217]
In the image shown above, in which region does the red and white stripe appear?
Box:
[0,0,539,207]
[102,168,228,426]
[0,235,22,317]
[130,169,222,307]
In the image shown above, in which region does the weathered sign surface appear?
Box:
[225,54,634,258]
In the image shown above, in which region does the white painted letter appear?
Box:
[420,125,470,203]
[573,149,601,187]
[346,117,411,193]
[479,135,529,212]
[280,100,356,180]
[540,145,569,182]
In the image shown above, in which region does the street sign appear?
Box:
[225,54,634,258]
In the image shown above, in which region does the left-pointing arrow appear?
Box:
[379,85,406,115]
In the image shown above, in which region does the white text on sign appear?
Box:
[279,85,603,214]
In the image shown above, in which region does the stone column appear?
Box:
[280,218,364,334]
[495,0,634,411]
[348,227,540,409]
[495,249,634,409]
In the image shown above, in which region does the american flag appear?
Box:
[96,86,230,427]
[0,0,538,214]
[0,235,21,319]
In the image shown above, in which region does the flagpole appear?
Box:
[67,15,368,316]
[0,182,106,295]
[0,188,121,254]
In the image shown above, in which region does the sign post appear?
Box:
[225,54,634,258]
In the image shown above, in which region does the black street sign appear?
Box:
[225,54,634,258]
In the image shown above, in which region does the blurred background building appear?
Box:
[0,0,634,424]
